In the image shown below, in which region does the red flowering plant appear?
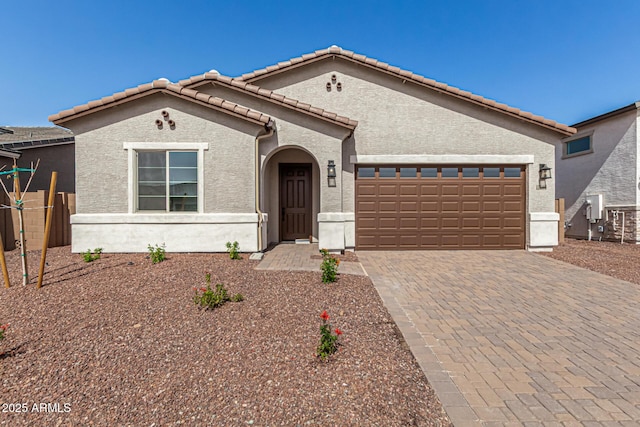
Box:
[0,323,8,342]
[193,273,243,310]
[319,248,340,283]
[316,310,343,360]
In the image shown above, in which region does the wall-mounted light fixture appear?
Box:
[539,164,552,180]
[325,82,332,92]
[539,164,552,188]
[327,160,337,187]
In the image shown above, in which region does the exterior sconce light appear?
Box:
[539,164,552,189]
[326,82,332,91]
[327,160,337,187]
[539,164,552,180]
[331,74,337,84]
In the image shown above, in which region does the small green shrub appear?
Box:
[225,241,241,260]
[193,273,243,310]
[320,248,340,283]
[316,310,343,361]
[81,248,103,263]
[148,243,166,264]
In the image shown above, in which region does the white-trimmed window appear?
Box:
[138,151,198,211]
[563,135,592,158]
[124,142,208,213]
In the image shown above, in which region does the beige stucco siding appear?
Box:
[67,94,261,214]
[196,85,348,213]
[253,59,559,214]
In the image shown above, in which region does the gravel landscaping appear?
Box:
[0,247,451,426]
[540,238,640,285]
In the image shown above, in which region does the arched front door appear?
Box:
[280,163,312,241]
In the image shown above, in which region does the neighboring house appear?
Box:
[0,126,75,193]
[555,102,640,243]
[49,46,574,253]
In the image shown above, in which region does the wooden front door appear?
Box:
[280,164,312,241]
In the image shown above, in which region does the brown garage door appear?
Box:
[355,165,526,250]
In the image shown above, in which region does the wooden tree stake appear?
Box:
[37,171,57,289]
[0,232,9,288]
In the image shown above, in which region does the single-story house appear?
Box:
[49,46,575,253]
[0,126,75,193]
[555,101,640,243]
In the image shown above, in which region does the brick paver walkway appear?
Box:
[255,243,366,276]
[359,250,640,427]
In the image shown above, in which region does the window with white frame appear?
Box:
[137,150,198,212]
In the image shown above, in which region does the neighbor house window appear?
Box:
[564,135,592,157]
[137,151,198,212]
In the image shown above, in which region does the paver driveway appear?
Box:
[359,250,640,427]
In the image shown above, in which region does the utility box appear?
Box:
[585,194,604,220]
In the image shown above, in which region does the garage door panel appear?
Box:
[399,184,418,196]
[441,201,459,212]
[462,218,481,229]
[399,217,419,229]
[503,217,524,229]
[483,218,501,229]
[399,201,418,212]
[462,201,480,212]
[358,217,377,229]
[462,184,480,196]
[357,184,377,196]
[379,217,398,229]
[462,235,481,247]
[441,217,460,229]
[356,165,525,250]
[503,201,524,212]
[482,235,501,246]
[421,217,439,229]
[421,201,439,212]
[378,201,397,212]
[377,184,397,195]
[420,184,439,196]
[483,201,501,213]
[442,185,460,196]
[503,184,524,196]
[483,185,501,196]
[441,235,461,247]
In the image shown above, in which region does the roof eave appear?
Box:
[571,102,640,128]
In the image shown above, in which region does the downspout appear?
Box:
[255,123,275,252]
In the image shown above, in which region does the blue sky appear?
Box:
[2,0,639,127]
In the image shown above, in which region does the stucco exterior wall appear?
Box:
[62,94,266,252]
[253,59,558,214]
[68,94,260,215]
[249,59,562,249]
[555,109,638,241]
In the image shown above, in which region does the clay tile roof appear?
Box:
[49,80,273,127]
[179,73,358,130]
[238,46,575,136]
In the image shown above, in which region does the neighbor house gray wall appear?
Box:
[556,108,639,241]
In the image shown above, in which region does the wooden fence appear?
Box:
[0,191,75,250]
